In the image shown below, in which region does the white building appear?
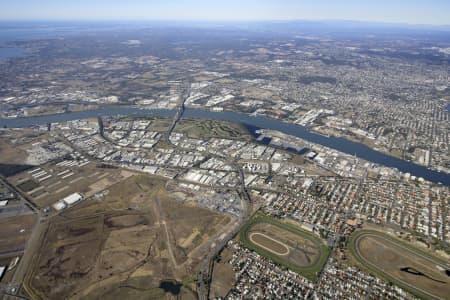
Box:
[62,193,84,206]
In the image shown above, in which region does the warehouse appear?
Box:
[62,193,84,206]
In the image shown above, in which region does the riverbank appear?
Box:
[0,107,448,186]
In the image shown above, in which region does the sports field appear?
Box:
[240,214,329,281]
[349,230,450,300]
[249,232,290,255]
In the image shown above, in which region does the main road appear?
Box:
[158,83,253,300]
[165,84,189,143]
[196,160,253,300]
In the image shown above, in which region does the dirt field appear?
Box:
[0,255,21,284]
[0,214,37,254]
[0,140,28,166]
[210,246,236,299]
[25,174,231,300]
[0,215,35,288]
[0,129,49,165]
[0,136,31,165]
[353,231,450,299]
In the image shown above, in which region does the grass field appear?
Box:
[175,119,251,140]
[349,230,450,300]
[240,214,329,281]
[17,179,39,192]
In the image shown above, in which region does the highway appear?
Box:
[165,84,189,143]
[155,81,253,300]
[196,161,252,300]
[157,84,254,300]
[7,217,48,298]
[158,90,254,300]
[0,176,45,296]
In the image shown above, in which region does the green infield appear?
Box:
[240,214,329,281]
[175,119,251,140]
[17,179,40,192]
[349,230,450,300]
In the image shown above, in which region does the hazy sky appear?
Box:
[1,0,450,25]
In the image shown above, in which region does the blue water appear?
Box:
[0,22,117,44]
[0,47,26,59]
[298,148,310,155]
[0,24,66,59]
[0,22,131,58]
[0,23,448,185]
[0,21,161,45]
[0,27,59,44]
[0,107,448,186]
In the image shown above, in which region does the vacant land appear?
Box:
[349,230,450,299]
[0,138,29,165]
[240,214,329,281]
[0,132,40,176]
[0,129,49,165]
[175,118,251,140]
[0,214,36,255]
[148,118,172,132]
[210,246,236,299]
[0,255,21,285]
[25,174,231,300]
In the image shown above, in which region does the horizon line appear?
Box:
[0,18,449,28]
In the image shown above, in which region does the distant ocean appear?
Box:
[0,24,66,59]
[0,22,144,59]
[0,23,79,44]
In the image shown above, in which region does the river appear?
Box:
[0,107,448,186]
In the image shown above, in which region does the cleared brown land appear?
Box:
[356,234,450,299]
[210,247,235,299]
[26,174,231,300]
[0,256,18,283]
[248,222,320,267]
[0,214,36,253]
[0,140,28,165]
[0,129,49,165]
